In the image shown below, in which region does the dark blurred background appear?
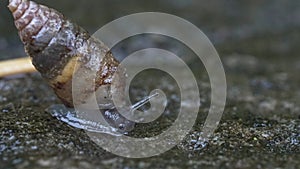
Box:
[0,0,299,60]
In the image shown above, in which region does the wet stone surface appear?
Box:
[0,57,299,168]
[1,0,300,169]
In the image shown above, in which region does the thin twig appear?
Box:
[0,57,36,77]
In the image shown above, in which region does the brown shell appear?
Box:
[8,0,121,107]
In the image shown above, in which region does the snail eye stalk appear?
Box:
[130,92,159,112]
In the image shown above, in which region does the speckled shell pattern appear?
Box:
[8,0,121,107]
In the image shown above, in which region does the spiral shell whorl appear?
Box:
[8,0,23,13]
[9,1,54,46]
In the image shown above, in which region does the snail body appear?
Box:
[8,0,135,132]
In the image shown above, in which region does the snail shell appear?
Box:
[8,0,120,106]
[8,0,134,132]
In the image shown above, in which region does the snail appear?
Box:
[8,0,156,134]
